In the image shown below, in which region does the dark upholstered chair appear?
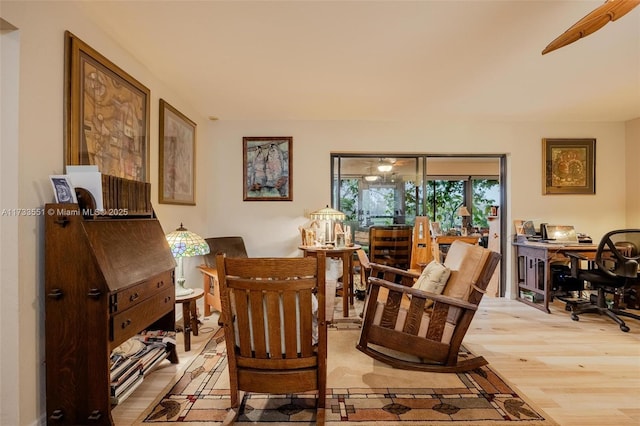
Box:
[567,229,640,332]
[198,236,248,316]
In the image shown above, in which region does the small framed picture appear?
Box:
[243,136,292,201]
[49,175,78,204]
[542,138,596,194]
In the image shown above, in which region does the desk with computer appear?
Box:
[513,223,640,332]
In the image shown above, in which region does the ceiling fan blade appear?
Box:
[542,0,640,55]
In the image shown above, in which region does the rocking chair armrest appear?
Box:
[368,263,421,281]
[368,277,478,311]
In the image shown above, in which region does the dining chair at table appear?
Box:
[368,225,413,270]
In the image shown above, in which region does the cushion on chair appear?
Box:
[441,241,490,301]
[412,260,451,294]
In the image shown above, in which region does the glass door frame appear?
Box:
[331,153,507,297]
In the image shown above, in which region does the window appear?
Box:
[332,154,502,237]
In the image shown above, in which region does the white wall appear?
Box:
[1,1,637,425]
[206,120,628,255]
[626,118,640,226]
[0,21,21,426]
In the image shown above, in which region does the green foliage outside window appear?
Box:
[338,177,498,233]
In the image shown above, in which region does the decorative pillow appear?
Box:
[412,260,451,295]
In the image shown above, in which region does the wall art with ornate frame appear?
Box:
[542,138,595,194]
[65,31,150,182]
[159,99,196,205]
[243,137,292,201]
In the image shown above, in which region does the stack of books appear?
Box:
[109,356,143,405]
[109,330,176,405]
[101,174,152,216]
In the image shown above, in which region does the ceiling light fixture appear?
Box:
[377,159,393,173]
[364,175,380,182]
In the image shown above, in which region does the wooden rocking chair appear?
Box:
[357,240,500,373]
[216,252,328,424]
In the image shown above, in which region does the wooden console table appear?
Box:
[513,241,597,313]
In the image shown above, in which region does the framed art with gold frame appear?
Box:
[159,99,197,205]
[243,136,292,201]
[542,138,595,195]
[64,31,150,182]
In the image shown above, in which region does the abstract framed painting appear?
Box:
[243,136,292,201]
[159,99,196,205]
[542,138,595,195]
[64,31,150,182]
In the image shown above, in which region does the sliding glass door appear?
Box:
[332,153,505,294]
[332,154,502,234]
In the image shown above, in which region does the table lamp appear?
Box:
[165,224,210,297]
[457,206,471,235]
[310,205,346,243]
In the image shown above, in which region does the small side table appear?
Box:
[299,244,361,318]
[175,287,204,351]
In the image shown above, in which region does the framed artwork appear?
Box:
[542,138,595,195]
[64,31,150,182]
[159,99,197,205]
[243,137,293,201]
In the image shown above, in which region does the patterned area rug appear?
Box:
[140,327,556,425]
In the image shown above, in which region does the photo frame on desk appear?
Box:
[64,31,150,182]
[542,138,595,195]
[49,175,78,204]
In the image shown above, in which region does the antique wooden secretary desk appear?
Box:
[44,179,177,425]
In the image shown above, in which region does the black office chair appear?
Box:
[567,229,640,332]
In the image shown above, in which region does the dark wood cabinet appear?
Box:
[514,241,597,313]
[515,243,549,311]
[45,203,178,425]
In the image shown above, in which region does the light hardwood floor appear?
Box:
[112,297,640,425]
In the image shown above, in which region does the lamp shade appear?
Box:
[457,206,471,217]
[165,224,210,258]
[309,205,346,221]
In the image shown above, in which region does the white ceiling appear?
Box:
[78,0,640,122]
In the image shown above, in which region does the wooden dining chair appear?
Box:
[216,252,328,424]
[368,225,413,270]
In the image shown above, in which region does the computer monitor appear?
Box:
[543,224,579,244]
